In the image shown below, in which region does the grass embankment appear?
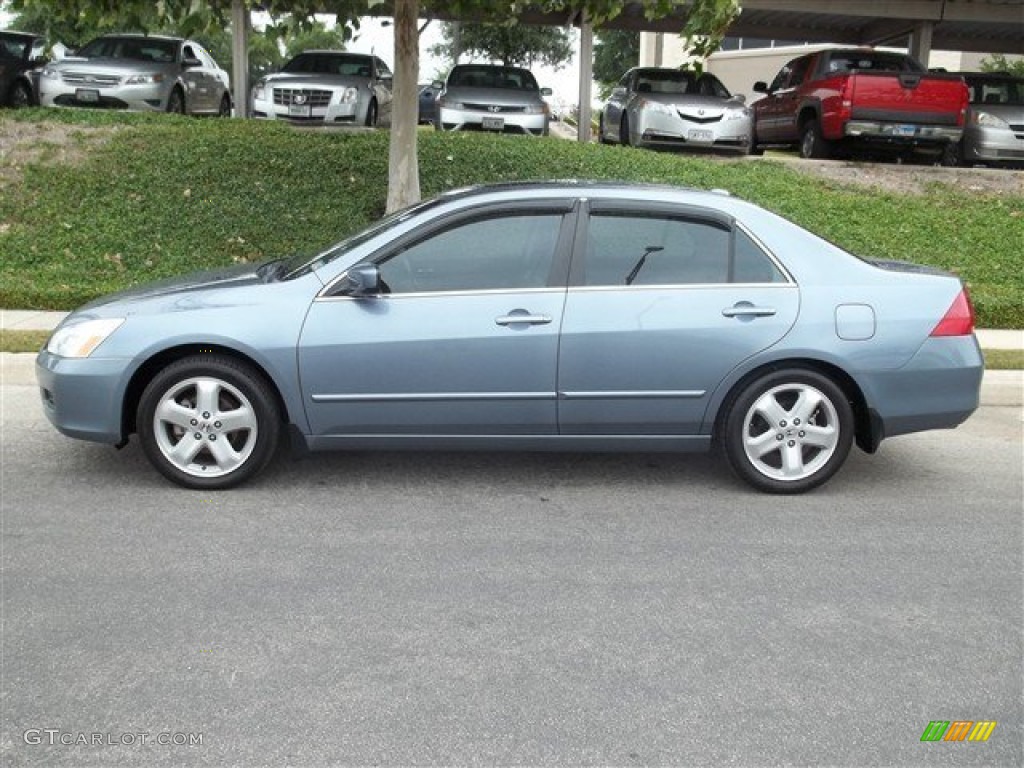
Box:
[1,109,1022,328]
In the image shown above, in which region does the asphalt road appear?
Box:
[2,381,1021,767]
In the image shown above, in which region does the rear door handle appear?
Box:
[496,313,552,326]
[722,305,777,318]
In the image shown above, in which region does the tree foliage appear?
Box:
[593,28,639,97]
[431,22,573,69]
[979,53,1024,78]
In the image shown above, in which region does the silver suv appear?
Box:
[38,34,231,115]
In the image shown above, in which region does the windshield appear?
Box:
[283,53,372,77]
[965,77,1024,106]
[281,197,447,279]
[826,52,924,73]
[449,66,538,90]
[635,69,699,95]
[77,36,179,63]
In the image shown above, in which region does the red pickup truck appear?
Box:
[751,49,968,162]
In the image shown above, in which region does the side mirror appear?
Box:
[341,263,382,296]
[611,86,627,99]
[183,56,202,69]
[732,93,746,104]
[753,81,768,94]
[540,87,552,96]
[431,80,444,90]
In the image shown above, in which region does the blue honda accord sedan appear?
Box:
[36,182,983,493]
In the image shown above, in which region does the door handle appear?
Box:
[722,305,777,318]
[495,313,552,326]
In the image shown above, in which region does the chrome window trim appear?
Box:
[560,390,706,399]
[314,287,566,302]
[566,282,796,294]
[311,391,556,403]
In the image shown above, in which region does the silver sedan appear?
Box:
[435,64,551,136]
[37,34,231,115]
[600,68,752,153]
[252,51,392,127]
[36,182,981,493]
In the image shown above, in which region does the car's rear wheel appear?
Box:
[722,369,853,494]
[167,87,185,115]
[799,121,831,159]
[138,355,280,489]
[8,81,32,108]
[365,98,378,127]
[217,93,231,117]
[598,113,609,144]
[620,113,632,146]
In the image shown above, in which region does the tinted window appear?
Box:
[78,37,178,62]
[584,214,785,286]
[449,66,538,90]
[635,69,698,95]
[825,52,923,73]
[284,53,373,77]
[965,77,1024,105]
[376,214,563,293]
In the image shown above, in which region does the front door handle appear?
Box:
[722,304,777,318]
[496,311,552,327]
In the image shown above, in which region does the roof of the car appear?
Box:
[95,33,184,42]
[950,70,1023,82]
[1,29,42,39]
[438,180,731,202]
[298,50,369,57]
[452,63,529,72]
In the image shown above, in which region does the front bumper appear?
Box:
[36,349,131,444]
[252,90,363,124]
[437,106,548,136]
[962,124,1024,165]
[634,110,751,152]
[38,80,168,111]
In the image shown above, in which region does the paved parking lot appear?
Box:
[2,380,1021,766]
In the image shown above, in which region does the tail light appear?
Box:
[930,288,975,337]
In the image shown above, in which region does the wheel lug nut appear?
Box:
[202,412,211,419]
[776,434,784,441]
[799,431,806,438]
[788,440,796,447]
[214,421,222,429]
[794,418,801,425]
[194,433,202,440]
[190,419,198,426]
[779,421,787,427]
[209,434,217,441]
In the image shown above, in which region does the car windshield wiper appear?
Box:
[625,246,664,286]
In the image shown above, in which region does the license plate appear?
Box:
[481,116,504,131]
[894,124,916,137]
[687,129,714,143]
[75,88,99,103]
[288,104,311,117]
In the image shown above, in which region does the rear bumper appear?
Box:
[843,121,962,144]
[857,335,983,442]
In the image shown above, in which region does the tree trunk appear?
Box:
[386,0,421,213]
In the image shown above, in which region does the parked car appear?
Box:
[751,49,968,161]
[418,81,440,124]
[434,64,551,136]
[36,182,982,494]
[252,51,392,126]
[0,30,46,107]
[948,72,1024,168]
[599,68,753,153]
[37,34,230,115]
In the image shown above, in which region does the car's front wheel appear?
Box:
[722,369,853,494]
[217,93,231,117]
[167,87,186,115]
[138,355,280,489]
[8,81,32,108]
[365,98,378,127]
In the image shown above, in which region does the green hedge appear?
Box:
[1,109,1021,327]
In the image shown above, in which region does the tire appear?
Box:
[8,81,32,109]
[598,113,610,144]
[747,125,764,156]
[137,355,281,489]
[620,113,632,146]
[167,87,185,115]
[365,98,378,127]
[721,368,854,494]
[941,141,964,167]
[799,121,831,160]
[217,93,231,117]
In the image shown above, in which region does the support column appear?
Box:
[577,18,593,143]
[654,32,664,67]
[231,0,249,117]
[909,20,934,67]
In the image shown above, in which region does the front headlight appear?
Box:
[724,107,750,121]
[41,66,59,80]
[124,73,164,85]
[253,81,267,100]
[974,111,1009,129]
[46,318,125,358]
[439,98,464,110]
[341,87,358,104]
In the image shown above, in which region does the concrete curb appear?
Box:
[3,352,1020,407]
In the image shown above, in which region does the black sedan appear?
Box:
[0,30,46,107]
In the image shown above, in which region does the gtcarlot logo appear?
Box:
[23,729,204,747]
[921,721,997,742]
